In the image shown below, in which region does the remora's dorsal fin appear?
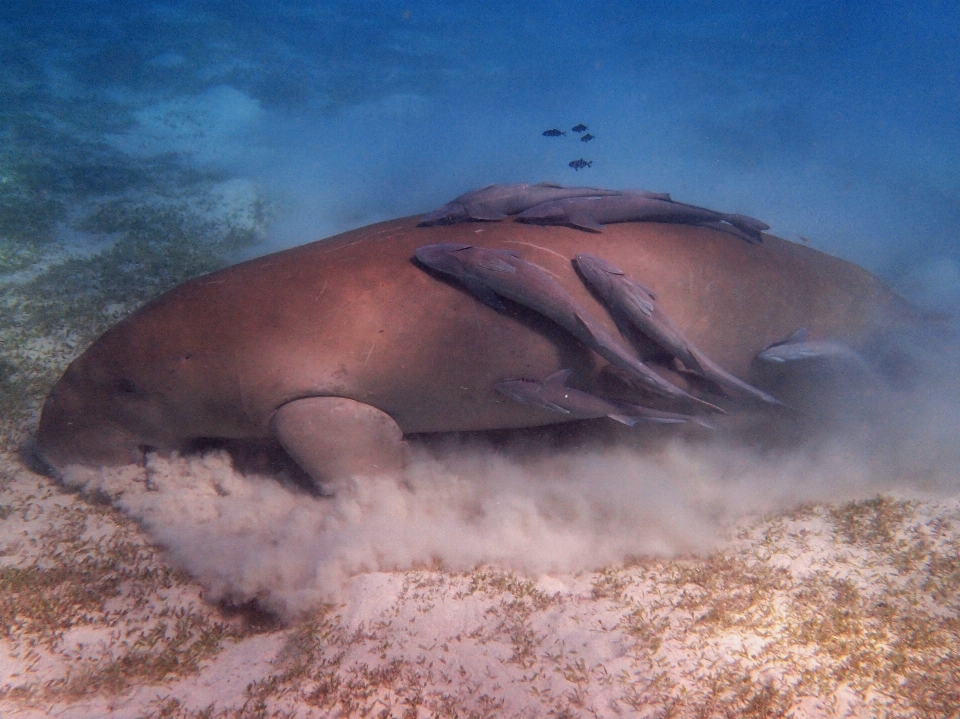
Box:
[725,213,770,232]
[543,368,574,386]
[607,413,645,426]
[567,212,604,233]
[477,256,517,272]
[762,328,808,351]
[638,191,672,201]
[467,205,509,221]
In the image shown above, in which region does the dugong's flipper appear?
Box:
[271,397,408,486]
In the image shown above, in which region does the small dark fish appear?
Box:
[580,133,594,142]
[542,128,566,137]
[572,123,588,133]
[569,159,592,171]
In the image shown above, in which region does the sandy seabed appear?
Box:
[2,440,960,719]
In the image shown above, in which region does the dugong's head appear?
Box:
[34,321,193,474]
[34,353,146,473]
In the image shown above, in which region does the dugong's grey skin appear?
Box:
[515,193,768,243]
[35,216,921,485]
[416,183,666,226]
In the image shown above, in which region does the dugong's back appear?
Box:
[36,216,917,475]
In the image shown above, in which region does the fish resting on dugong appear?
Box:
[515,193,769,243]
[35,213,924,488]
[416,182,669,226]
[412,242,723,413]
[495,369,715,429]
[572,253,785,407]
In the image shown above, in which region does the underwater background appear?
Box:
[2,1,960,717]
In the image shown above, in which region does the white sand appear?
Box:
[3,437,959,718]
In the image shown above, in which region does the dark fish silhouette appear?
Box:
[543,128,566,137]
[413,243,723,413]
[516,192,768,242]
[417,183,622,226]
[569,159,592,171]
[581,133,595,142]
[572,124,588,133]
[496,369,714,428]
[573,253,786,408]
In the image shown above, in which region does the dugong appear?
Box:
[35,216,923,486]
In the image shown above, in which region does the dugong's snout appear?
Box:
[35,364,145,473]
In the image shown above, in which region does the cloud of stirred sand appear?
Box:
[59,326,960,618]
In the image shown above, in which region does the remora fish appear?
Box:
[516,193,768,243]
[496,370,714,428]
[755,329,870,367]
[417,183,668,226]
[413,243,723,413]
[573,253,786,408]
[417,182,626,226]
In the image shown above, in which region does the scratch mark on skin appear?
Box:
[314,281,328,303]
[469,299,483,334]
[499,241,569,282]
[363,342,377,367]
[503,241,570,263]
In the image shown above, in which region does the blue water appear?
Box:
[2,0,958,303]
